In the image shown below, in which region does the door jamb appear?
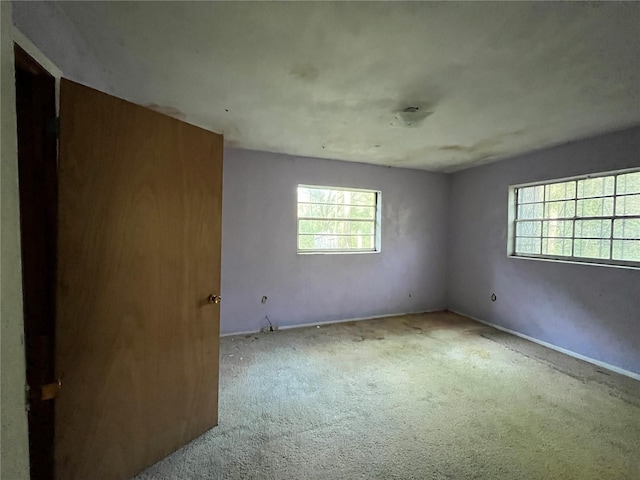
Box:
[13,27,62,101]
[14,39,59,480]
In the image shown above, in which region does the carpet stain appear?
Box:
[136,312,640,480]
[465,346,492,359]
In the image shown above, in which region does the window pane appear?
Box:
[544,200,575,219]
[573,239,611,259]
[298,234,374,250]
[297,187,312,202]
[577,176,615,198]
[575,197,614,217]
[298,185,379,252]
[298,235,315,250]
[332,235,374,249]
[542,238,572,256]
[612,240,640,262]
[349,191,377,206]
[298,204,376,219]
[298,187,375,205]
[347,206,377,219]
[299,220,375,235]
[517,203,544,220]
[518,186,544,204]
[613,219,640,240]
[616,172,640,195]
[542,220,573,238]
[516,221,542,237]
[574,219,611,239]
[298,204,332,218]
[299,234,334,250]
[512,169,640,266]
[615,194,640,216]
[313,189,338,204]
[545,181,576,201]
[515,237,541,254]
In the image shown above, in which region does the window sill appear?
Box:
[297,250,381,255]
[508,253,640,271]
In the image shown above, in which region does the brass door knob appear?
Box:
[208,294,221,304]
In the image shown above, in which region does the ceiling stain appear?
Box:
[26,1,638,172]
[145,103,187,120]
[394,129,527,170]
[439,145,468,152]
[438,129,526,154]
[289,64,319,82]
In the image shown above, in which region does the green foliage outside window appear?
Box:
[297,186,379,252]
[514,170,640,264]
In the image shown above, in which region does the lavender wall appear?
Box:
[447,127,640,374]
[220,149,449,334]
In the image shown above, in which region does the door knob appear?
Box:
[208,294,221,304]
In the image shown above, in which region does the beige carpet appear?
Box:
[135,311,640,480]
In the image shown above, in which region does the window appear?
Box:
[510,168,640,267]
[297,185,381,253]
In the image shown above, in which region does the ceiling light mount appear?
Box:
[391,103,434,128]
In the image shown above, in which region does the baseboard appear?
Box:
[220,308,444,338]
[449,309,640,381]
[278,309,444,331]
[220,328,264,337]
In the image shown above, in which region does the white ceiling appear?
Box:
[18,1,640,172]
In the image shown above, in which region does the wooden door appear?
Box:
[56,79,223,480]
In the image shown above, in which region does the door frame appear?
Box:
[15,44,57,480]
[13,29,62,99]
[13,36,61,480]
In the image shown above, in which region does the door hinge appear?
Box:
[41,379,62,400]
[46,117,60,137]
[26,379,62,410]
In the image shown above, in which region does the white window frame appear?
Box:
[508,167,640,269]
[297,184,382,254]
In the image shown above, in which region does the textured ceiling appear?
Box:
[17,1,640,171]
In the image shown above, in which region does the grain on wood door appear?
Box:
[56,79,222,480]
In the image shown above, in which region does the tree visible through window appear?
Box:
[511,169,640,266]
[297,185,381,253]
